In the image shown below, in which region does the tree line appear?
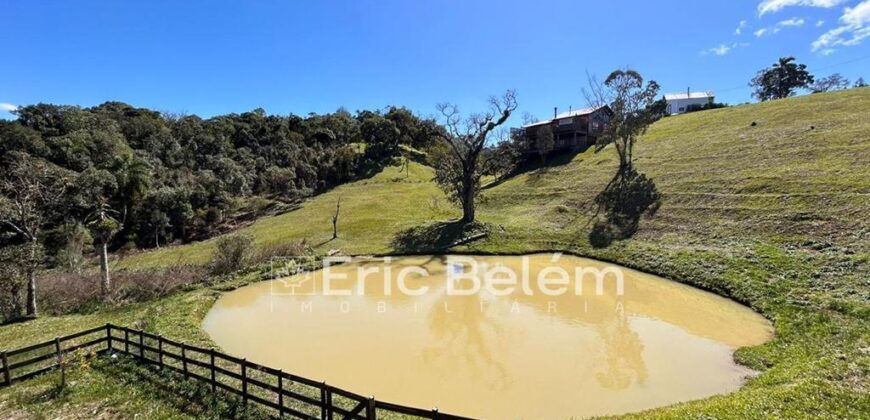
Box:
[0,102,441,318]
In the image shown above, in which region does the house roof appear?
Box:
[664,91,715,101]
[522,105,608,128]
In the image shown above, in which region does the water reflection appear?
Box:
[595,303,647,390]
[203,254,772,419]
[424,290,512,391]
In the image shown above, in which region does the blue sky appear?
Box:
[1,0,868,123]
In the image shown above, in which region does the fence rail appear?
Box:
[0,324,473,420]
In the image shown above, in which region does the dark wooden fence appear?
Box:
[0,324,473,420]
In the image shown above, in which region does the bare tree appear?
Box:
[0,154,71,318]
[331,197,341,240]
[434,90,518,223]
[810,73,850,93]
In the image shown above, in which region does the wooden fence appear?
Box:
[0,324,474,420]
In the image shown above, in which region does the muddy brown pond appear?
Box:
[202,254,773,419]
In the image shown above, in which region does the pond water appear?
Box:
[202,254,773,419]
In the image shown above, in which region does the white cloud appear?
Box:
[754,17,806,37]
[811,0,870,53]
[817,19,825,27]
[711,44,733,55]
[755,27,783,36]
[841,0,870,26]
[758,0,846,16]
[779,17,806,26]
[735,20,749,35]
[701,42,750,56]
[0,103,17,112]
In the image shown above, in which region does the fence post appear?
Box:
[241,359,248,406]
[158,337,164,368]
[138,330,145,361]
[277,370,284,418]
[366,396,376,420]
[209,348,216,392]
[105,324,112,353]
[54,337,65,388]
[124,328,129,354]
[1,352,9,386]
[181,343,188,378]
[322,382,332,420]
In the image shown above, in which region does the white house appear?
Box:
[664,91,715,115]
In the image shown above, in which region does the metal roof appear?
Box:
[522,106,605,128]
[664,91,715,101]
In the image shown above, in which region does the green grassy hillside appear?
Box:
[3,88,869,418]
[115,160,457,269]
[122,88,869,273]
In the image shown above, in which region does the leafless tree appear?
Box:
[331,197,341,240]
[0,154,71,317]
[810,73,850,93]
[434,90,518,223]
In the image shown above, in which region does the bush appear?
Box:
[36,265,207,316]
[209,234,253,275]
[685,102,728,114]
[249,239,311,266]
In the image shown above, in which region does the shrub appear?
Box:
[685,102,728,114]
[209,234,253,275]
[36,265,207,316]
[250,239,311,265]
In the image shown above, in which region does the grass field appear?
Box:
[2,88,869,418]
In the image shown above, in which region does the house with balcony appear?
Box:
[515,105,612,155]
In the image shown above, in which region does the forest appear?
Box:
[0,102,460,319]
[0,102,444,254]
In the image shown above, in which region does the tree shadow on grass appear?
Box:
[391,220,488,253]
[588,166,661,248]
[482,148,586,191]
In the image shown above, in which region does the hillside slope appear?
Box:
[116,161,458,268]
[122,88,869,416]
[4,89,868,418]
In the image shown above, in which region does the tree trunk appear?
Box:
[331,198,340,240]
[25,239,38,318]
[461,197,475,223]
[25,270,37,318]
[99,242,111,295]
[461,174,476,224]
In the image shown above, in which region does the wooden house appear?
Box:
[516,105,612,155]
